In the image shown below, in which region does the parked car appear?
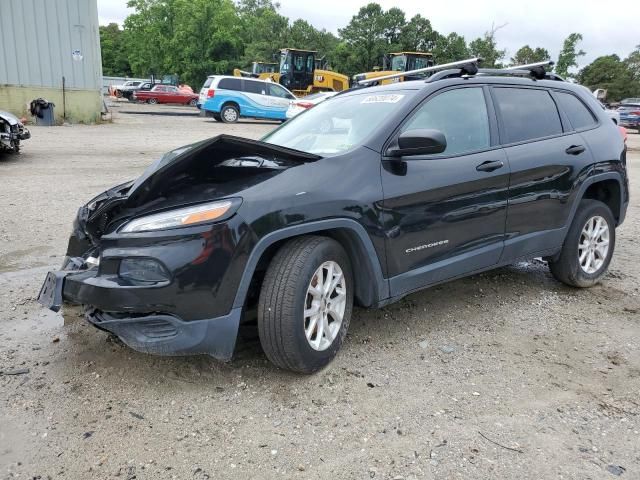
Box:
[109,80,143,98]
[120,81,155,101]
[133,85,199,106]
[38,61,628,373]
[286,91,338,119]
[617,100,640,132]
[0,110,30,153]
[199,75,296,123]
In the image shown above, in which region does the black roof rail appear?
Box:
[356,57,482,86]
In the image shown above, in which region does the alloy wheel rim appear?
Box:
[578,215,610,274]
[224,108,237,122]
[304,261,346,351]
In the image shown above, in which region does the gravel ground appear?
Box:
[1,101,639,480]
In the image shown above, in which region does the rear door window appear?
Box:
[402,87,490,155]
[554,91,597,130]
[244,80,267,95]
[493,88,563,143]
[217,78,242,91]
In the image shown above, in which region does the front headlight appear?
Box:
[120,200,234,233]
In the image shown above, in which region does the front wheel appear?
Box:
[548,199,616,287]
[147,98,158,105]
[258,236,354,373]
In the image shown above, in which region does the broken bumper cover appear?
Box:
[85,308,242,359]
[37,215,249,360]
[37,267,242,360]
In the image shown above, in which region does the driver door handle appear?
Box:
[565,145,586,155]
[476,160,504,172]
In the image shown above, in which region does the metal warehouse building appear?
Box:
[0,0,103,123]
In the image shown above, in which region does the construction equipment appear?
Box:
[233,61,279,81]
[277,48,349,96]
[353,52,434,86]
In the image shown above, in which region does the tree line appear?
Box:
[100,0,640,101]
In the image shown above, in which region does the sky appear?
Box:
[96,0,637,69]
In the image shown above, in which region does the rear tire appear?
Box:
[258,236,354,373]
[188,98,197,107]
[548,200,615,287]
[220,104,239,123]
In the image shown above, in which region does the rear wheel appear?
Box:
[548,200,615,287]
[258,236,353,373]
[188,98,197,107]
[221,104,239,123]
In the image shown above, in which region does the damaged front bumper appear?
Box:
[37,215,250,361]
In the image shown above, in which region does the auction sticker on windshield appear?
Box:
[361,94,404,104]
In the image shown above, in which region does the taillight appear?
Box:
[295,101,314,109]
[631,110,640,115]
[207,89,215,98]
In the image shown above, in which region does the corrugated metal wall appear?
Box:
[0,0,102,90]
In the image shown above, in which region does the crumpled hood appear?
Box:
[80,134,321,242]
[125,134,320,207]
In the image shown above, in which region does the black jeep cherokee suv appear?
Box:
[38,63,628,373]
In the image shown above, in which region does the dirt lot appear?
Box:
[1,101,639,480]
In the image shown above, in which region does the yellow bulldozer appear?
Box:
[353,52,434,85]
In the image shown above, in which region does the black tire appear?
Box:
[212,113,222,122]
[220,104,239,123]
[258,236,354,373]
[147,98,158,105]
[188,98,197,107]
[548,199,616,287]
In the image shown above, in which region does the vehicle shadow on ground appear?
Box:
[118,110,200,117]
[54,260,582,389]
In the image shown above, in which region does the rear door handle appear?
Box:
[565,145,586,155]
[476,160,504,172]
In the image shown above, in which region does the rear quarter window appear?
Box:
[493,87,563,143]
[217,78,242,91]
[202,78,214,88]
[555,91,597,130]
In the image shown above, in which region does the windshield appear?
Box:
[279,51,291,72]
[263,91,413,156]
[391,55,407,71]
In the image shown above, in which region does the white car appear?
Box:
[286,91,338,119]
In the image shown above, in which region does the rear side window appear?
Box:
[402,87,490,155]
[244,80,267,95]
[493,88,563,143]
[218,78,242,91]
[555,92,597,130]
[202,78,213,88]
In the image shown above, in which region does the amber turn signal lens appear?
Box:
[181,204,230,225]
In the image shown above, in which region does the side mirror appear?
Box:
[388,129,447,157]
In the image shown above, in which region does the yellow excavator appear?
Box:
[353,52,434,85]
[233,61,279,80]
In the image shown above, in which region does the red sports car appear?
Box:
[133,85,199,106]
